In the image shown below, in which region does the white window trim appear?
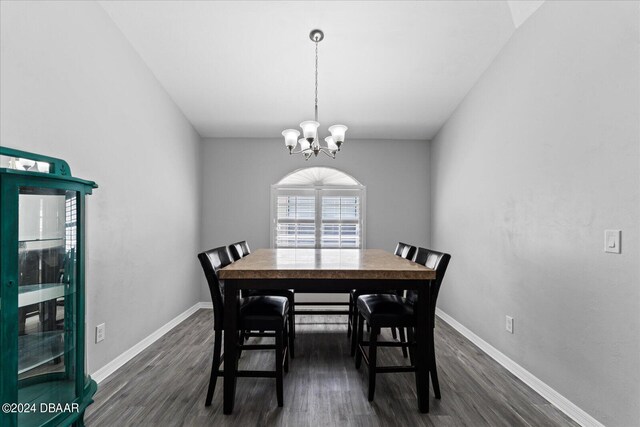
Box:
[270,184,366,249]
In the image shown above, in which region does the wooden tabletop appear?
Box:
[219,248,435,280]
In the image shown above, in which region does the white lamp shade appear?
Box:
[328,124,348,142]
[282,129,300,148]
[299,121,320,140]
[298,138,311,151]
[324,136,338,151]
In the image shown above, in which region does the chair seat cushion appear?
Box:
[239,295,289,330]
[243,289,294,301]
[351,289,396,299]
[356,294,414,326]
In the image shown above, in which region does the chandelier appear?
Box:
[281,29,348,160]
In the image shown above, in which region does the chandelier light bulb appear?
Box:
[325,136,338,151]
[298,138,311,151]
[299,121,320,142]
[282,129,300,149]
[328,125,348,144]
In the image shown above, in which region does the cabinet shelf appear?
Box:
[18,283,68,307]
[19,331,71,375]
[19,238,64,243]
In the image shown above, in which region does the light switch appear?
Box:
[604,230,621,254]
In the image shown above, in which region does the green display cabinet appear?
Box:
[0,147,98,426]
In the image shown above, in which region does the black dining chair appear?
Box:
[348,242,417,357]
[228,240,250,261]
[198,246,290,407]
[228,240,296,358]
[354,247,451,402]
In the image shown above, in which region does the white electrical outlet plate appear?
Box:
[505,316,514,334]
[604,230,621,254]
[96,323,105,343]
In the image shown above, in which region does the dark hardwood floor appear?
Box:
[85,309,577,426]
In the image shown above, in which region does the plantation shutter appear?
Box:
[320,193,361,248]
[274,191,316,248]
[273,188,364,249]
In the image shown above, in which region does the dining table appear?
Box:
[218,248,437,414]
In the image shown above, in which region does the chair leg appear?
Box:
[350,308,359,357]
[391,327,397,340]
[347,294,353,338]
[398,327,408,358]
[275,326,284,407]
[288,294,296,341]
[368,326,379,402]
[430,327,441,399]
[288,307,295,359]
[283,322,290,374]
[237,330,244,359]
[355,313,365,369]
[205,330,222,406]
[239,330,247,355]
[407,327,415,366]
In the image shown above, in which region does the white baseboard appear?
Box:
[435,308,604,427]
[91,301,208,384]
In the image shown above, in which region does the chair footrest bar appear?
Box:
[295,310,349,315]
[244,332,277,338]
[360,340,414,347]
[240,344,277,350]
[376,366,416,373]
[217,370,277,378]
[294,302,350,306]
[356,345,416,373]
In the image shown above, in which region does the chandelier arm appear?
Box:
[290,147,313,155]
[319,148,336,159]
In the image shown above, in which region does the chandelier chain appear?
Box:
[314,40,319,122]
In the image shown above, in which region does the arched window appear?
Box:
[271,167,366,248]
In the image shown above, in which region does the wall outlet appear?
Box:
[505,316,514,334]
[96,323,106,343]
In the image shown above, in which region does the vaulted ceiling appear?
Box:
[99,1,543,140]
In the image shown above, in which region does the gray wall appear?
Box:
[1,1,203,373]
[201,138,430,300]
[429,2,639,426]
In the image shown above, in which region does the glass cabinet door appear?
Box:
[17,186,78,419]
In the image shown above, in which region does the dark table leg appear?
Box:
[414,282,431,413]
[223,279,239,414]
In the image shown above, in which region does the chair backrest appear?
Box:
[240,241,250,256]
[394,242,417,261]
[229,240,251,261]
[198,246,233,330]
[408,247,451,325]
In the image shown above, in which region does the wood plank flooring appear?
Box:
[85,310,577,426]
